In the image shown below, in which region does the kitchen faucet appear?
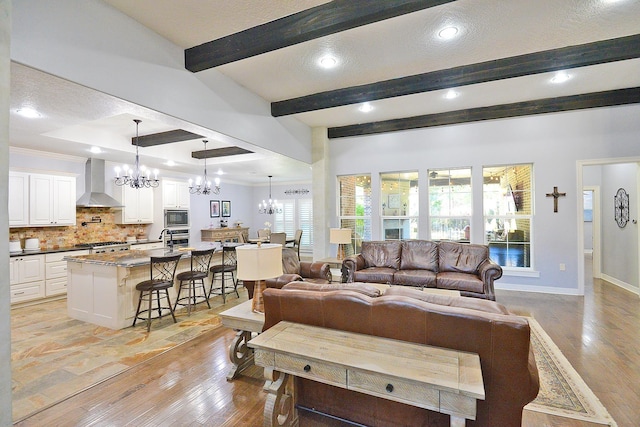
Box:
[159,228,174,251]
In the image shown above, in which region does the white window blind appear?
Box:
[273,198,313,252]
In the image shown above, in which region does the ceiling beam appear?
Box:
[273,34,640,116]
[192,147,253,159]
[133,129,204,147]
[184,0,455,72]
[327,87,640,138]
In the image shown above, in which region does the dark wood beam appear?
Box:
[327,87,640,138]
[192,147,253,159]
[133,129,204,147]
[273,34,640,116]
[185,0,455,72]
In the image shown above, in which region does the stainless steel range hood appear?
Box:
[76,158,123,208]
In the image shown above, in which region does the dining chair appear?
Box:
[257,229,270,240]
[269,232,287,246]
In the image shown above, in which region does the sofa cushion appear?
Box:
[437,271,485,294]
[438,241,488,274]
[400,240,438,271]
[282,281,382,298]
[392,269,437,287]
[353,267,395,284]
[384,286,510,314]
[361,240,401,269]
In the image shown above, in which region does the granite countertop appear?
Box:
[65,248,191,267]
[9,240,164,258]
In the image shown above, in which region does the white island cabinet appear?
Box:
[65,248,222,329]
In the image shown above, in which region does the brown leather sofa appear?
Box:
[262,285,539,427]
[343,240,502,300]
[264,247,332,288]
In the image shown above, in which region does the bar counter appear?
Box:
[64,247,223,330]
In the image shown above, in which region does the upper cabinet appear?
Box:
[114,185,154,224]
[162,179,190,209]
[9,171,76,228]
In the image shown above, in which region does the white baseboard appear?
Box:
[495,283,583,296]
[600,274,640,296]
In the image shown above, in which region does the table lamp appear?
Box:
[236,243,283,313]
[330,228,352,260]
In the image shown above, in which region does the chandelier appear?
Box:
[258,175,282,214]
[189,140,221,195]
[114,119,159,189]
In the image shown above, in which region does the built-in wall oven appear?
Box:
[164,228,190,249]
[164,209,189,228]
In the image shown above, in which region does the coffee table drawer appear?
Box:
[348,370,440,410]
[275,353,346,387]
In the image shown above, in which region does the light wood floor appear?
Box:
[14,259,640,427]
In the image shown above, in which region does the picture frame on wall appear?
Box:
[210,200,220,218]
[222,200,231,217]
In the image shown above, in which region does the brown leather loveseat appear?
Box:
[343,240,502,300]
[262,285,539,427]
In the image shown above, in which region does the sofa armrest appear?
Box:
[342,255,365,283]
[265,274,303,289]
[300,261,332,282]
[478,258,503,301]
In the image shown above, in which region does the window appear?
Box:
[338,174,371,255]
[428,168,472,241]
[273,198,313,252]
[380,171,418,241]
[483,164,533,268]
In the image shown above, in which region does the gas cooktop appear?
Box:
[74,241,128,248]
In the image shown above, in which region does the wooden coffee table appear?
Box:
[249,321,485,427]
[219,299,264,380]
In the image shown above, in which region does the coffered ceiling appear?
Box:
[10,0,640,183]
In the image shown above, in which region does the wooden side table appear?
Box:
[249,321,484,427]
[219,299,264,380]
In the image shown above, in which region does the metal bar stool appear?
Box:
[132,254,182,332]
[209,242,242,303]
[174,248,214,315]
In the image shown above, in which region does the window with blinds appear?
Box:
[273,198,313,252]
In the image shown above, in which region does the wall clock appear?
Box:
[614,188,629,228]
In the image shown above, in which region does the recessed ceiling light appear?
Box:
[444,90,459,99]
[358,103,374,113]
[216,169,224,175]
[15,107,42,118]
[550,71,572,84]
[318,55,338,69]
[438,26,459,40]
[89,146,102,154]
[164,160,176,167]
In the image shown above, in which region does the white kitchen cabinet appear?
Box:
[131,241,164,250]
[10,254,45,304]
[8,171,30,227]
[114,185,154,224]
[29,173,76,226]
[45,250,89,297]
[162,179,190,209]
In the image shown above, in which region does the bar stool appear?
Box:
[209,243,241,303]
[132,254,182,332]
[174,248,214,315]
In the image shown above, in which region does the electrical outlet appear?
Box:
[559,263,566,271]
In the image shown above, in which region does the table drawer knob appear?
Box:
[386,383,394,393]
[303,364,311,372]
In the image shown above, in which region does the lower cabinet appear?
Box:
[44,250,90,298]
[130,242,164,250]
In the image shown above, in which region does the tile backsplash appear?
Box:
[9,208,149,250]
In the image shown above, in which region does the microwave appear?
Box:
[164,209,189,228]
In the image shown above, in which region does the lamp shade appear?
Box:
[330,228,352,244]
[236,243,283,280]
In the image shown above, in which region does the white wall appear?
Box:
[1,0,12,423]
[330,104,640,293]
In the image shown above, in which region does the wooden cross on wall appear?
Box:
[546,186,566,213]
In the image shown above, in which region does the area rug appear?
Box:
[10,298,229,422]
[525,317,617,426]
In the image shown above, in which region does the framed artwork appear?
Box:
[388,194,401,209]
[210,200,220,218]
[222,200,231,217]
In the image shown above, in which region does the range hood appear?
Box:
[76,158,123,208]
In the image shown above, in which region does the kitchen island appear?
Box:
[65,248,222,330]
